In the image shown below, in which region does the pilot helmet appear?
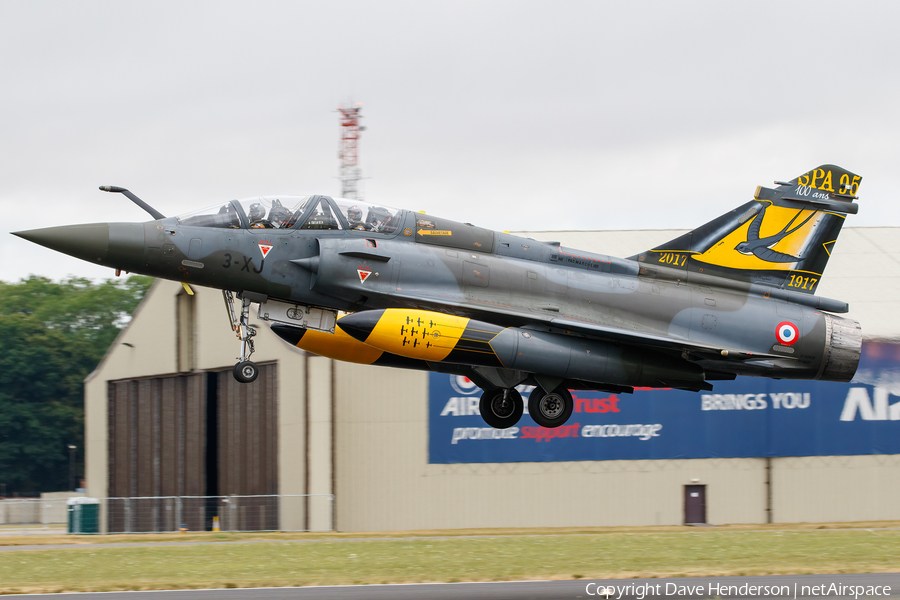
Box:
[248,203,265,221]
[348,205,362,221]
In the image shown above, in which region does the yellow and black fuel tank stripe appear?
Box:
[443,321,505,367]
[337,308,505,367]
[269,322,432,370]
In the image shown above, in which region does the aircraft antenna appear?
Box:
[337,103,364,200]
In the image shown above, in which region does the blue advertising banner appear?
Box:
[428,342,900,464]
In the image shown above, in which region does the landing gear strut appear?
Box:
[478,388,524,429]
[224,290,259,383]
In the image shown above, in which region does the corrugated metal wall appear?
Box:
[217,363,279,531]
[107,375,206,532]
[106,364,279,533]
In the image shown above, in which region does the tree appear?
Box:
[0,275,153,493]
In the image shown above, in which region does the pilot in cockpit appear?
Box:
[248,203,267,228]
[347,205,368,231]
[269,200,292,228]
[366,206,393,232]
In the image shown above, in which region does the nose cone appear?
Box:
[13,222,145,269]
[335,309,385,343]
[270,323,308,346]
[14,223,110,263]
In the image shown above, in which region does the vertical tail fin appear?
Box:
[631,165,860,294]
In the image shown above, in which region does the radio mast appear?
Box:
[337,103,364,199]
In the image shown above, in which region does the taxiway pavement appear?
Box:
[10,573,900,599]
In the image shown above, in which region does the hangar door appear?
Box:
[107,363,278,532]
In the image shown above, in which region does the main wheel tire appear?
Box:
[233,360,259,383]
[528,386,573,428]
[478,389,524,429]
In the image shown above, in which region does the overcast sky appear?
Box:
[2,0,898,282]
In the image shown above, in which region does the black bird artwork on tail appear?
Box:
[734,205,817,263]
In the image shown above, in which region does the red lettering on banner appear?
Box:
[521,424,581,442]
[573,395,621,413]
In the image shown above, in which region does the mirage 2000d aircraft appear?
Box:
[14,164,862,430]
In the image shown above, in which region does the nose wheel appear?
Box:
[233,360,259,383]
[224,290,259,383]
[478,388,524,429]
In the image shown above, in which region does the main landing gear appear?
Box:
[478,384,574,429]
[224,290,259,383]
[527,386,573,428]
[479,388,524,429]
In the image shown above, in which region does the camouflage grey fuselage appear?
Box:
[13,164,863,428]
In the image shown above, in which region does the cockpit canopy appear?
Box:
[175,196,404,234]
[176,196,311,229]
[237,197,307,229]
[332,198,402,234]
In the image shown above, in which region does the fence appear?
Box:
[0,498,69,534]
[0,495,334,535]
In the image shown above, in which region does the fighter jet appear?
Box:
[13,165,863,430]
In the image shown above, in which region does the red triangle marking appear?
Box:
[259,243,273,258]
[357,269,372,283]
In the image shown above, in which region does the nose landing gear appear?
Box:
[224,290,259,383]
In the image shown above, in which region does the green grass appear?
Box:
[1,528,899,594]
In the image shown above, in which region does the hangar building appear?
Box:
[84,227,900,533]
